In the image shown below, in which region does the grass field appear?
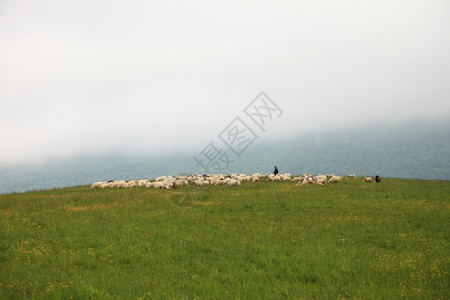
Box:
[0,178,449,299]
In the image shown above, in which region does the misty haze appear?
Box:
[1,1,449,172]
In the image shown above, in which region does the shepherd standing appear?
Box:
[273,166,279,176]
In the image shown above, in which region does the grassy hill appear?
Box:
[0,178,448,299]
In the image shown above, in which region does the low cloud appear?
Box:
[1,0,449,165]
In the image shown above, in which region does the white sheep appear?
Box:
[126,182,138,189]
[153,182,166,189]
[209,177,219,185]
[346,174,356,179]
[365,177,373,183]
[174,180,188,188]
[315,178,326,185]
[269,175,281,182]
[223,178,232,184]
[116,181,127,188]
[99,182,111,189]
[90,182,104,189]
[328,176,342,183]
[226,179,241,186]
[110,182,120,188]
[251,176,260,182]
[193,180,204,187]
[237,175,247,182]
[315,175,327,181]
[214,180,225,186]
[137,180,149,187]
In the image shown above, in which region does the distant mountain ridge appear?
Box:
[1,119,449,194]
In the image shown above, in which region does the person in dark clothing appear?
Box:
[274,166,279,175]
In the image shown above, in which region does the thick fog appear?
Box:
[1,0,449,165]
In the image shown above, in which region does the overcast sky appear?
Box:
[1,0,449,166]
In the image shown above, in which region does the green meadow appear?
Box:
[0,178,448,299]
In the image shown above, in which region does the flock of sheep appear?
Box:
[90,173,380,190]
